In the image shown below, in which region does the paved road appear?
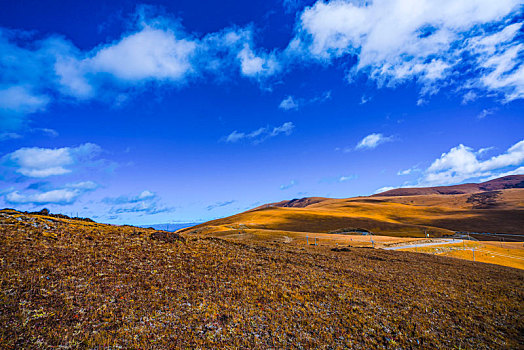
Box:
[383,239,463,250]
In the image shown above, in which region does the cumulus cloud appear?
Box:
[6,189,80,205]
[89,28,196,82]
[355,133,394,150]
[237,43,281,78]
[3,143,101,178]
[225,121,295,144]
[420,139,524,186]
[291,0,523,100]
[5,180,99,205]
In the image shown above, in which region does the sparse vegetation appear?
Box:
[1,209,523,348]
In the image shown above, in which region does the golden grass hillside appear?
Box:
[0,209,523,348]
[180,177,524,239]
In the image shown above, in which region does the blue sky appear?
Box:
[0,0,523,225]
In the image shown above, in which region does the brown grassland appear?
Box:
[1,209,523,349]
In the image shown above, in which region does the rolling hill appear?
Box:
[179,175,524,240]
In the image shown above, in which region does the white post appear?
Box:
[306,235,309,245]
[315,237,317,246]
[472,248,475,262]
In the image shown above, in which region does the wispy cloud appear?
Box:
[338,175,356,182]
[224,121,295,144]
[104,190,173,216]
[355,133,394,150]
[280,180,296,190]
[279,96,299,110]
[206,200,236,211]
[278,91,331,111]
[0,132,22,141]
[477,108,496,119]
[320,174,357,184]
[360,95,372,105]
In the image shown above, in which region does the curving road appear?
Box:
[383,239,463,250]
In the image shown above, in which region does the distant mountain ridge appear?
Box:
[373,175,524,197]
[140,223,201,232]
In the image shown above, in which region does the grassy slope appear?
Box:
[1,210,523,348]
[180,188,524,238]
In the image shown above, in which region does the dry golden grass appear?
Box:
[180,188,524,240]
[399,241,524,270]
[1,209,523,348]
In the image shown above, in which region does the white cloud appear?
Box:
[270,121,295,136]
[6,189,80,205]
[292,0,523,100]
[89,27,197,82]
[279,96,299,110]
[339,175,356,182]
[0,14,283,128]
[355,133,394,150]
[0,86,49,129]
[466,22,524,101]
[279,91,331,110]
[237,43,281,78]
[420,140,524,185]
[477,109,495,119]
[3,143,101,178]
[104,190,172,215]
[0,85,49,115]
[397,168,412,176]
[4,180,98,205]
[360,95,371,104]
[1,0,522,127]
[225,122,295,144]
[374,186,395,194]
[462,91,477,104]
